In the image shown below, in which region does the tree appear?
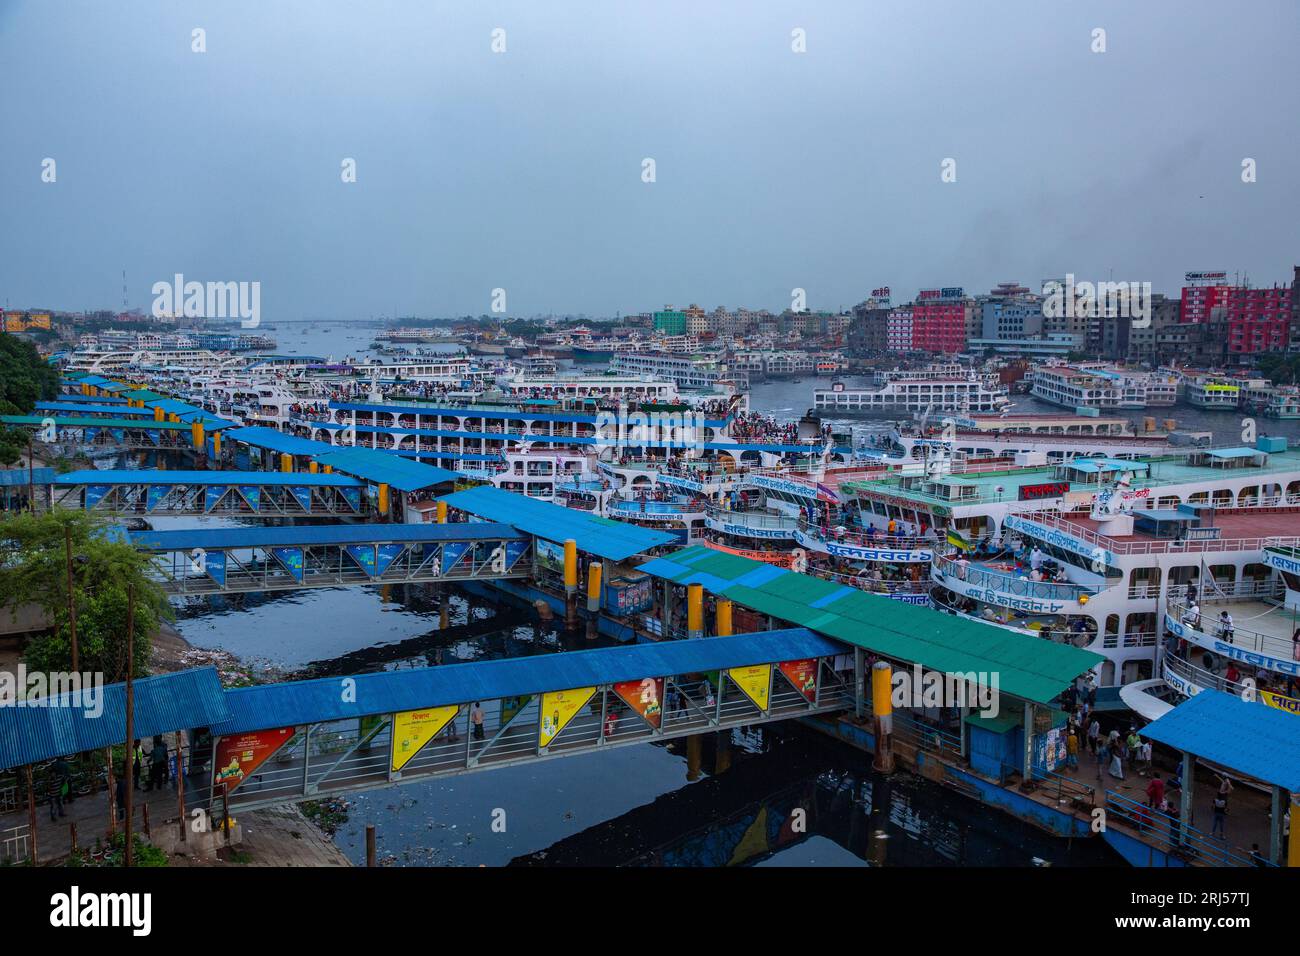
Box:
[0,509,172,681]
[0,335,59,465]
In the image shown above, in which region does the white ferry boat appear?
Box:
[1031,364,1178,410]
[814,369,1010,415]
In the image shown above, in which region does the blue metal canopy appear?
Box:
[211,628,842,734]
[128,521,523,551]
[1140,690,1300,792]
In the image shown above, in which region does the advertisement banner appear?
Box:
[614,678,664,730]
[442,541,471,574]
[728,665,772,711]
[290,485,313,511]
[501,695,532,726]
[272,547,304,582]
[214,727,295,793]
[778,660,818,702]
[204,485,229,512]
[1259,690,1300,716]
[84,484,110,508]
[535,538,565,574]
[504,540,530,571]
[346,544,377,575]
[391,706,459,772]
[237,485,261,511]
[340,487,362,512]
[203,550,227,586]
[145,484,172,512]
[376,543,405,576]
[539,687,597,748]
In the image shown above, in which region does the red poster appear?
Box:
[779,660,818,702]
[613,677,665,730]
[214,727,295,793]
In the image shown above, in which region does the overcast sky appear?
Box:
[2,0,1298,320]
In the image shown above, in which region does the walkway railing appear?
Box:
[1103,790,1269,867]
[795,518,935,552]
[704,505,801,532]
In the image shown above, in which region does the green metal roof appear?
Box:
[638,545,1103,705]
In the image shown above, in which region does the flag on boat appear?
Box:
[946,528,971,551]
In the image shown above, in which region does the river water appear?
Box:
[158,321,1298,865]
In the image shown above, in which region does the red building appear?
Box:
[1226,285,1292,354]
[910,302,966,353]
[1180,283,1232,324]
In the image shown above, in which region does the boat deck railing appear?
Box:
[1168,599,1297,662]
[796,519,936,551]
[1023,510,1300,556]
[933,554,1097,602]
[703,505,801,531]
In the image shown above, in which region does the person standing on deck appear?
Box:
[1145,774,1165,811]
[1087,717,1100,754]
[1065,730,1079,769]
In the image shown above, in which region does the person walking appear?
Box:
[148,735,168,792]
[1211,792,1228,840]
[1065,730,1079,770]
[48,757,70,820]
[1087,717,1100,754]
[131,739,144,790]
[471,701,485,740]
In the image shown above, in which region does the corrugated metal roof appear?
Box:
[639,545,1103,705]
[55,469,364,488]
[0,468,56,488]
[438,485,676,560]
[225,426,337,457]
[313,448,460,491]
[1140,690,1300,792]
[211,628,840,734]
[0,668,229,770]
[129,521,523,551]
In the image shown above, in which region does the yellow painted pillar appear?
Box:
[871,660,895,773]
[716,599,733,637]
[1290,793,1299,867]
[563,540,578,593]
[435,500,447,524]
[686,734,702,782]
[153,406,165,422]
[212,433,221,457]
[169,414,180,423]
[687,583,704,639]
[280,453,293,473]
[322,465,332,474]
[192,421,205,452]
[586,561,603,612]
[378,482,390,516]
[308,460,319,474]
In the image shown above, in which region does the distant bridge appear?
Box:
[51,470,372,518]
[130,523,530,594]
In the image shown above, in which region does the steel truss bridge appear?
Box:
[50,470,371,518]
[0,415,195,451]
[129,523,531,595]
[203,630,852,813]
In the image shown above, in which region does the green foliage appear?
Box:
[0,336,57,464]
[0,509,172,681]
[67,831,168,867]
[1256,352,1300,386]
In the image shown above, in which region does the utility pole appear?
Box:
[64,524,79,671]
[123,586,135,867]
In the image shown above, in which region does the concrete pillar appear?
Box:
[153,406,164,422]
[308,460,318,474]
[586,561,603,612]
[1022,701,1034,781]
[563,539,578,631]
[854,647,865,719]
[377,482,390,517]
[687,583,704,639]
[191,421,205,452]
[871,660,894,773]
[436,500,447,523]
[280,453,293,473]
[212,433,221,458]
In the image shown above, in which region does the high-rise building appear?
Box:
[1226,284,1293,354]
[653,307,687,336]
[910,301,966,353]
[1180,275,1232,324]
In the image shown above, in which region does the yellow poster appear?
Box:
[1260,690,1300,716]
[391,706,459,772]
[728,664,772,711]
[539,687,597,749]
